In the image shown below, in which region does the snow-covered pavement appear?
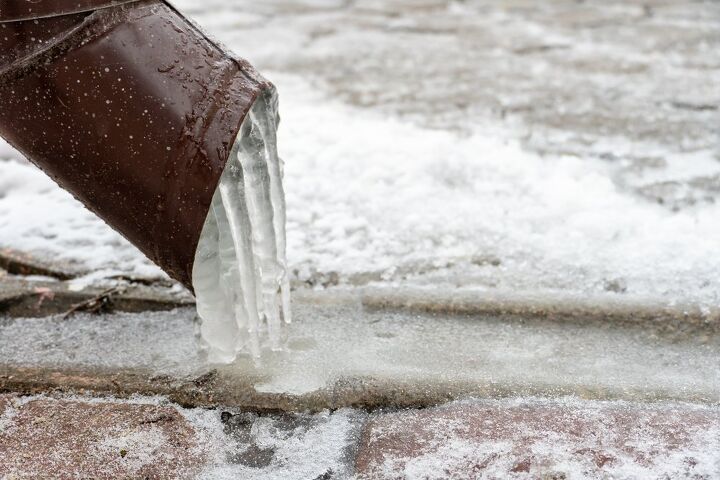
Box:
[1,393,718,479]
[1,0,719,307]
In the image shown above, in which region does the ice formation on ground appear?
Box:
[193,89,291,361]
[192,407,364,480]
[0,300,716,401]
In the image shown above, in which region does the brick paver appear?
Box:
[0,395,206,479]
[355,399,720,479]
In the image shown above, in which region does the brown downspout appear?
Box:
[0,0,272,292]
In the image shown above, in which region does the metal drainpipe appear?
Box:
[0,0,272,292]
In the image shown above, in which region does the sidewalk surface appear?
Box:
[1,394,718,479]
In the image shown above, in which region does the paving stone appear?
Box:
[0,278,193,318]
[0,395,207,479]
[362,287,720,340]
[0,295,718,412]
[355,399,720,479]
[0,248,82,281]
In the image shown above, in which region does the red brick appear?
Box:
[0,396,206,479]
[355,399,720,479]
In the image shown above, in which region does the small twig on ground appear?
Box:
[61,286,126,319]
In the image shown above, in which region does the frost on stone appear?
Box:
[193,88,292,362]
[357,398,720,480]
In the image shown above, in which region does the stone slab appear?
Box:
[0,248,83,281]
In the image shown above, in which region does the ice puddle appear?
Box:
[192,88,292,362]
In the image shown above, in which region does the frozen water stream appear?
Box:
[0,294,717,403]
[193,89,291,362]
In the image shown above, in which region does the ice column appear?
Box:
[192,89,291,362]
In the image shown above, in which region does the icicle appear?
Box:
[192,87,291,361]
[253,90,292,324]
[239,99,283,351]
[216,161,262,358]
